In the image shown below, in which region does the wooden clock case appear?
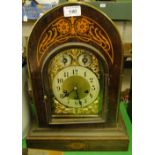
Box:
[26,2,129,151]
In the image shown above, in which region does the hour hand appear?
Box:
[63,87,76,97]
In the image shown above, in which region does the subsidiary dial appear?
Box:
[59,54,72,67]
[78,54,91,67]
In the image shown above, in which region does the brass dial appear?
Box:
[52,66,100,108]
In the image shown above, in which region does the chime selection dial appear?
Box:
[78,54,91,67]
[59,54,72,67]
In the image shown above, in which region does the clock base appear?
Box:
[26,112,129,151]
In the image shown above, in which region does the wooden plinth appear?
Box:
[26,112,129,151]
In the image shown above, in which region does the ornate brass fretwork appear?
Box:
[53,98,99,116]
[48,48,100,79]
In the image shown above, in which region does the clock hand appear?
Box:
[63,91,69,97]
[62,88,76,98]
[74,87,82,107]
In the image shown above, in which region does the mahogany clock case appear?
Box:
[26,2,129,151]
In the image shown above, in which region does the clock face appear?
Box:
[52,66,100,108]
[48,48,103,116]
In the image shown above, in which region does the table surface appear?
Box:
[22,102,132,155]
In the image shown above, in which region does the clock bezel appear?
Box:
[41,43,109,125]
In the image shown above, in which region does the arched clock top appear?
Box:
[27,3,122,71]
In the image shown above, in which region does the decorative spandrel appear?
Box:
[48,48,100,79]
[37,16,114,65]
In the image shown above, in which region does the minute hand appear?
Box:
[75,89,82,107]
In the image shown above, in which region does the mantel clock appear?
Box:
[26,2,129,151]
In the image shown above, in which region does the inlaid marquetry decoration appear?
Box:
[37,16,114,65]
